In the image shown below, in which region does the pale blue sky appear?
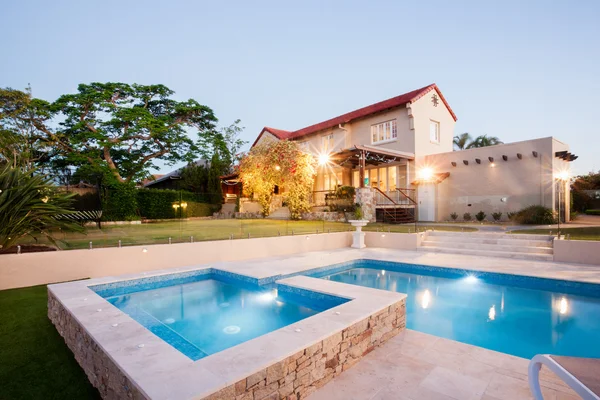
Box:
[1,0,598,175]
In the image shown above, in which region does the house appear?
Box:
[143,160,209,190]
[246,84,575,222]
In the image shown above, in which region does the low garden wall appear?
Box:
[364,232,422,250]
[48,288,405,400]
[0,232,352,290]
[553,239,600,265]
[301,212,347,222]
[203,300,406,400]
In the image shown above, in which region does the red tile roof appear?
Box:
[253,84,456,146]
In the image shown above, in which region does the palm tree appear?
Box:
[466,135,503,149]
[453,133,472,150]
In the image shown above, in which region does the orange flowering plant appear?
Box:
[238,140,316,218]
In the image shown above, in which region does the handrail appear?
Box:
[373,187,397,205]
[396,188,417,205]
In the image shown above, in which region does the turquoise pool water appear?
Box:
[312,260,600,359]
[92,270,347,360]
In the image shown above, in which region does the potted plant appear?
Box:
[348,203,368,248]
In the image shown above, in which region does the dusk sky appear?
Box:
[2,0,598,175]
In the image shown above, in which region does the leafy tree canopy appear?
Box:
[51,82,218,183]
[0,86,54,169]
[238,140,315,218]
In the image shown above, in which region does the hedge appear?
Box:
[585,209,600,216]
[136,189,220,219]
[101,182,139,221]
[510,205,555,225]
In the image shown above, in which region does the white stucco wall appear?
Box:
[419,137,570,221]
[554,239,600,265]
[0,233,352,290]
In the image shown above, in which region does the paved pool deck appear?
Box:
[49,246,599,399]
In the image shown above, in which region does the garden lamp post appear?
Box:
[556,171,569,238]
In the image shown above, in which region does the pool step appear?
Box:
[419,231,554,261]
[417,246,554,261]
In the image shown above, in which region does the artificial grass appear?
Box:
[17,219,475,250]
[0,285,99,400]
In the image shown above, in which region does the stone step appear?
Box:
[423,235,553,248]
[426,231,554,241]
[421,241,554,254]
[417,246,554,261]
[267,206,291,220]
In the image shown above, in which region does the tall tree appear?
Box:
[198,119,247,172]
[453,133,472,151]
[0,86,54,169]
[52,82,218,183]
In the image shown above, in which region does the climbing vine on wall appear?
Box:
[238,140,316,218]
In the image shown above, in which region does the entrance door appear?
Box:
[418,183,435,221]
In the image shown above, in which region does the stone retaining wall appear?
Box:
[48,290,145,399]
[206,298,406,399]
[49,288,406,400]
[300,211,347,222]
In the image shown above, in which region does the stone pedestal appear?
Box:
[349,220,368,249]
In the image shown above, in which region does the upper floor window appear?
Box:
[322,133,334,152]
[371,120,397,144]
[430,120,440,143]
[297,141,309,152]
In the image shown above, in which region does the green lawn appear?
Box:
[0,285,99,400]
[19,219,476,250]
[510,227,600,241]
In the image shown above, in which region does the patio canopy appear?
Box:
[330,144,415,168]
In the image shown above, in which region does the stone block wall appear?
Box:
[206,299,406,400]
[300,212,347,222]
[49,288,406,400]
[48,290,146,399]
[355,188,376,222]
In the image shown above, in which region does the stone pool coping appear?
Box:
[48,246,600,399]
[48,257,406,399]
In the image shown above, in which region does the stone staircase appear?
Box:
[266,206,291,220]
[419,231,555,261]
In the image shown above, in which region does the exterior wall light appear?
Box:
[419,167,434,181]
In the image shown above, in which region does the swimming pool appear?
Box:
[91,269,348,360]
[310,259,600,359]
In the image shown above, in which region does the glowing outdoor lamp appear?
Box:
[318,153,330,166]
[180,202,188,209]
[418,167,434,182]
[172,203,180,210]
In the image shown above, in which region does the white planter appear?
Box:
[348,220,369,248]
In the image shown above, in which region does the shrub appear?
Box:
[101,182,139,221]
[585,209,600,216]
[492,212,502,221]
[475,211,486,222]
[463,212,472,221]
[507,211,517,220]
[450,212,458,220]
[354,203,364,220]
[0,166,84,249]
[512,205,555,225]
